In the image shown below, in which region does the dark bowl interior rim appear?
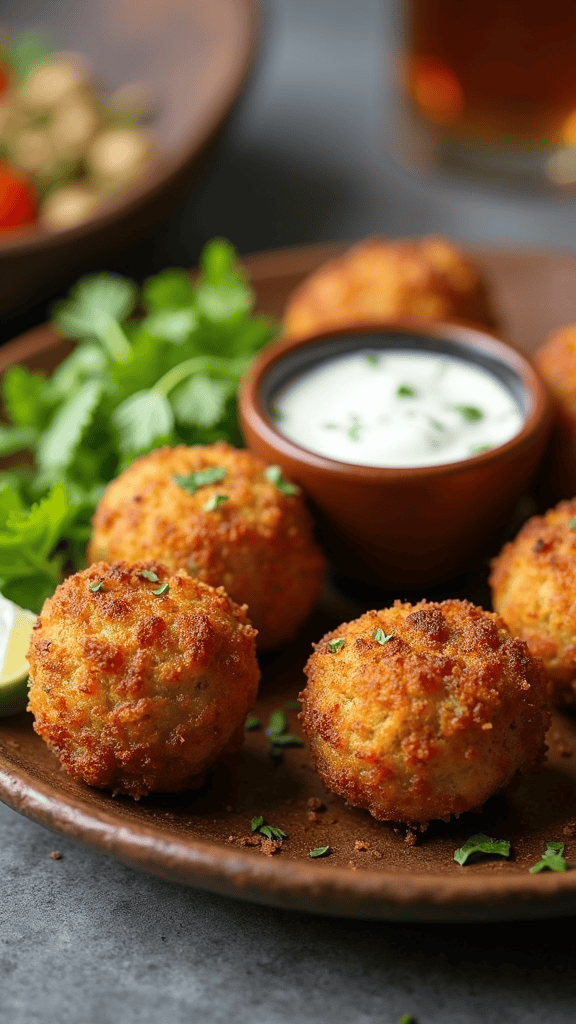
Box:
[247,319,549,479]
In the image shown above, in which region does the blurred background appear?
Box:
[4,0,576,337]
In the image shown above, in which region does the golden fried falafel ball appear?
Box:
[535,325,576,498]
[27,561,259,798]
[283,236,497,339]
[490,497,576,706]
[299,599,549,826]
[88,442,326,651]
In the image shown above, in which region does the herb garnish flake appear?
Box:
[454,833,511,866]
[328,638,345,653]
[529,841,569,873]
[265,465,300,496]
[373,628,394,645]
[139,570,159,583]
[173,466,227,495]
[203,493,229,512]
[309,846,330,858]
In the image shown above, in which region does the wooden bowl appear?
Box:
[239,320,552,588]
[0,0,256,312]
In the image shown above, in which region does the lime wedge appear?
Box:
[0,594,37,717]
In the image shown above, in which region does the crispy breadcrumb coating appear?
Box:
[491,498,576,705]
[88,442,326,650]
[535,325,576,497]
[300,599,549,825]
[283,237,496,339]
[27,561,259,798]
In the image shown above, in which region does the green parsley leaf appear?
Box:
[0,425,39,457]
[266,709,288,738]
[265,465,300,496]
[2,365,54,430]
[196,240,252,323]
[203,494,229,512]
[328,638,345,653]
[309,846,330,858]
[373,628,394,645]
[89,582,104,593]
[245,716,260,731]
[143,269,195,311]
[152,583,169,596]
[452,404,483,423]
[529,841,569,874]
[250,815,264,832]
[112,390,174,461]
[172,375,234,429]
[454,833,511,866]
[142,308,198,345]
[569,518,576,532]
[397,384,417,398]
[173,467,227,494]
[260,825,288,841]
[37,381,103,475]
[54,273,137,344]
[139,570,159,582]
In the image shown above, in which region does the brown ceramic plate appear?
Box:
[0,0,256,311]
[3,244,576,922]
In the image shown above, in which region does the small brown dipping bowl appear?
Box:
[239,320,552,588]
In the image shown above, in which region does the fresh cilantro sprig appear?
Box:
[0,239,278,613]
[529,841,569,873]
[454,833,511,866]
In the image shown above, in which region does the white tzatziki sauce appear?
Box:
[271,349,525,468]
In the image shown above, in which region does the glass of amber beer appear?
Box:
[402,0,576,187]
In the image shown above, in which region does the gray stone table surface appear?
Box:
[4,1,576,1022]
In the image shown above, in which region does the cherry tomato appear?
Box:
[0,161,37,231]
[0,59,9,94]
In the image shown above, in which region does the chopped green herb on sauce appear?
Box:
[366,352,379,367]
[453,404,483,423]
[173,466,227,494]
[470,444,492,455]
[397,384,417,398]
